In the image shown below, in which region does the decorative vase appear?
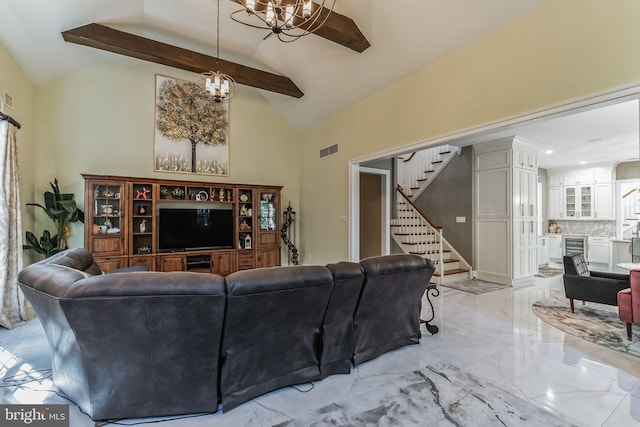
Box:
[140,219,147,233]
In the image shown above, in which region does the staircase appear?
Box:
[397,144,460,200]
[392,145,472,284]
[622,187,640,239]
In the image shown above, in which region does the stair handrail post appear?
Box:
[438,228,444,278]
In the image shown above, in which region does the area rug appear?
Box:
[535,267,564,278]
[440,278,510,295]
[532,296,640,357]
[275,362,575,426]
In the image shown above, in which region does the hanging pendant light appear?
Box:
[230,0,336,42]
[201,0,238,102]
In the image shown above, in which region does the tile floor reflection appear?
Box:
[1,274,639,426]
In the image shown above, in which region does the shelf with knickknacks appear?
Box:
[131,182,155,261]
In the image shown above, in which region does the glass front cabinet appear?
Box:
[257,189,281,268]
[84,178,127,271]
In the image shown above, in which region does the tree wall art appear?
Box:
[154,75,229,176]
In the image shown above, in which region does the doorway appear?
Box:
[352,167,390,261]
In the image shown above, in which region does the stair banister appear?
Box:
[396,185,445,278]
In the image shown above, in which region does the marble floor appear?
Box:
[1,274,639,426]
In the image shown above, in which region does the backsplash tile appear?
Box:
[547,220,615,237]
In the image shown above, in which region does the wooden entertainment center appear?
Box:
[82,174,282,274]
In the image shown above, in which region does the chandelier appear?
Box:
[230,0,336,42]
[201,0,238,102]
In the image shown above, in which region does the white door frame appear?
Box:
[349,166,391,261]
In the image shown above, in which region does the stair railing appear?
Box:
[397,145,459,194]
[281,202,299,265]
[396,186,444,278]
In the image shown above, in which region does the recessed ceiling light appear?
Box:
[579,161,587,165]
[545,149,553,154]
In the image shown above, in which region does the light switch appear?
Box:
[456,216,466,223]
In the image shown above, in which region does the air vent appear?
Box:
[319,144,338,158]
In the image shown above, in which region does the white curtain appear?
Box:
[0,120,27,329]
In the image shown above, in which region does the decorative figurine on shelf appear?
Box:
[240,204,248,216]
[219,188,225,202]
[139,219,147,233]
[138,205,147,215]
[135,186,151,199]
[227,191,232,202]
[240,220,251,231]
[244,234,252,249]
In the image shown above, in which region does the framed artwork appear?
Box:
[154,74,230,176]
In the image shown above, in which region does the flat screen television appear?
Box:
[158,208,234,252]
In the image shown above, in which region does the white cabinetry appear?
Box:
[548,186,563,219]
[546,166,613,220]
[548,173,563,187]
[594,182,613,219]
[474,136,538,285]
[548,235,563,260]
[564,185,593,219]
[587,237,610,264]
[538,236,549,266]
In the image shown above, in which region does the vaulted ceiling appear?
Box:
[0,0,547,129]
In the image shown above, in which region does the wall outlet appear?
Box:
[456,216,466,223]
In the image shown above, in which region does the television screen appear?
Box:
[158,208,234,251]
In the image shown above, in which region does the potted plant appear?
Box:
[23,178,84,258]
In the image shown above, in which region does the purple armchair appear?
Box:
[618,270,640,341]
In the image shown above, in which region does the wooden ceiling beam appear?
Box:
[62,23,304,98]
[230,1,370,53]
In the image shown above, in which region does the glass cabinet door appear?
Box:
[579,185,592,218]
[259,192,277,231]
[564,187,576,218]
[92,183,123,235]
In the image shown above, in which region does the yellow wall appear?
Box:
[0,43,36,264]
[301,0,640,264]
[34,57,302,251]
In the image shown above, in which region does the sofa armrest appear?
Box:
[563,274,630,306]
[590,270,630,281]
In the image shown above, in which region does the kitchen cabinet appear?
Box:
[546,166,613,221]
[587,237,610,264]
[593,167,612,183]
[474,136,538,284]
[513,147,537,171]
[563,169,594,185]
[548,235,562,260]
[538,236,549,266]
[548,186,563,219]
[548,173,563,187]
[514,169,537,219]
[564,185,592,219]
[594,182,613,219]
[612,240,632,273]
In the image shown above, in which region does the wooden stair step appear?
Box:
[433,268,469,277]
[442,258,459,264]
[409,251,426,255]
[424,169,435,173]
[417,178,428,182]
[432,160,443,164]
[439,150,451,155]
